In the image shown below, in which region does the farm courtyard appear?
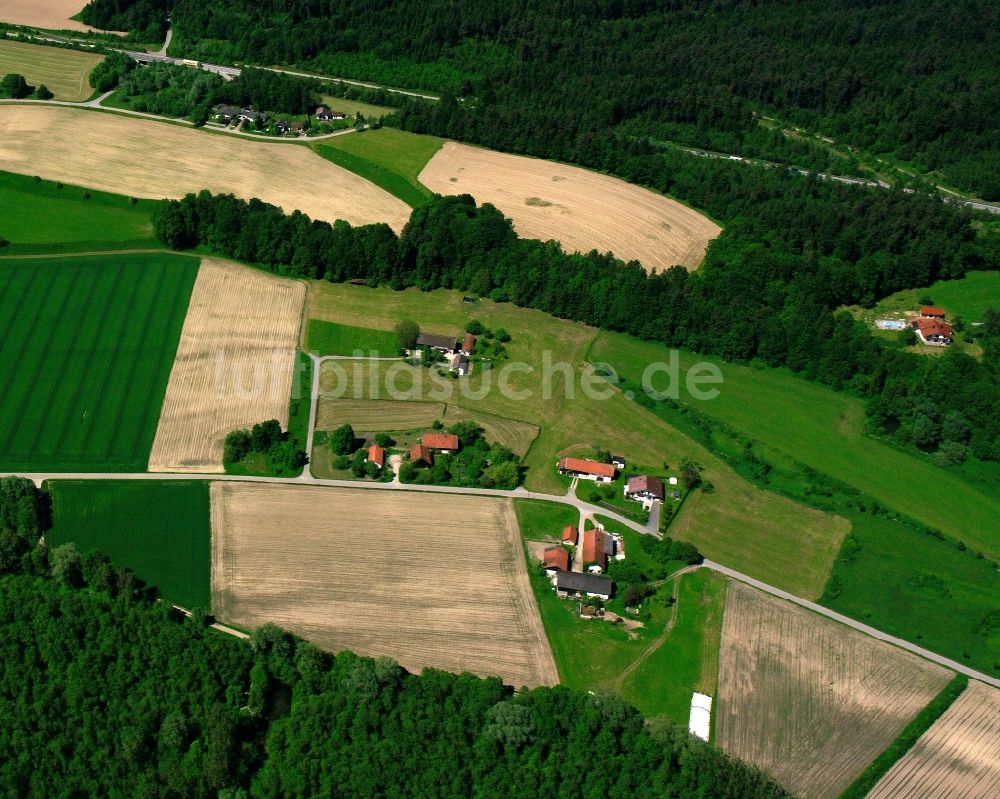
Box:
[210,482,558,688]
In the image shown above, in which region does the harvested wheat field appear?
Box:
[211,482,558,687]
[867,680,1000,799]
[715,583,951,799]
[419,141,721,271]
[0,0,106,32]
[0,106,411,230]
[148,260,305,472]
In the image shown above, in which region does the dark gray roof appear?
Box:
[556,572,614,595]
[215,104,241,117]
[416,333,456,350]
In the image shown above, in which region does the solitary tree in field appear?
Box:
[680,458,703,491]
[394,320,420,350]
[329,423,355,455]
[33,84,53,100]
[0,73,31,99]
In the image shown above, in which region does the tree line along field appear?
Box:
[0,106,412,232]
[308,280,847,599]
[0,171,159,254]
[47,480,212,609]
[418,141,722,272]
[0,253,198,472]
[866,679,1000,799]
[714,582,953,799]
[211,482,558,688]
[0,40,103,102]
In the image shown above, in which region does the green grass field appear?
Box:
[48,479,211,609]
[0,172,158,254]
[0,40,103,101]
[589,331,1000,560]
[309,281,848,598]
[306,319,401,355]
[312,127,443,207]
[287,351,313,446]
[857,270,1000,323]
[0,253,198,471]
[823,511,1000,675]
[515,498,577,540]
[319,95,395,119]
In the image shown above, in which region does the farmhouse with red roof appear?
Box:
[422,432,459,452]
[557,457,616,482]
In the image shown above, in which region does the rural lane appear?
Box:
[703,559,1000,690]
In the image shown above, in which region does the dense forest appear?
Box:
[0,477,787,798]
[154,162,1000,465]
[81,0,1000,197]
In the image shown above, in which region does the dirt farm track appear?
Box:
[419,141,721,271]
[0,106,411,231]
[210,482,558,688]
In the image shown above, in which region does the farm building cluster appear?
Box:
[408,431,459,468]
[876,305,955,346]
[414,331,476,375]
[556,456,683,505]
[213,104,348,136]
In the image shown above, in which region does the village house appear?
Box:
[561,525,578,545]
[422,432,459,453]
[409,443,433,467]
[912,317,953,346]
[214,104,242,123]
[543,546,570,574]
[461,333,476,356]
[920,306,947,319]
[274,119,291,135]
[581,528,609,571]
[239,107,267,124]
[557,457,617,482]
[610,454,627,468]
[625,475,664,502]
[449,352,471,375]
[315,106,346,121]
[555,571,614,601]
[366,444,385,468]
[416,333,457,353]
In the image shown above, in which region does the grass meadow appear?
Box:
[861,270,1000,323]
[287,351,313,446]
[312,127,443,207]
[310,281,847,597]
[589,331,1000,560]
[0,171,158,254]
[48,479,211,609]
[319,95,395,119]
[0,40,102,101]
[306,319,401,355]
[0,253,198,471]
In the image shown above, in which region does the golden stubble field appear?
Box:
[419,141,721,271]
[0,0,107,32]
[0,40,103,102]
[0,106,412,230]
[715,583,952,799]
[210,482,558,688]
[866,680,1000,799]
[148,259,305,472]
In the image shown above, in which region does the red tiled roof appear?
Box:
[581,529,608,569]
[920,306,946,317]
[557,457,616,478]
[913,318,953,337]
[462,333,476,352]
[562,525,578,543]
[423,432,459,450]
[367,444,385,467]
[410,444,433,466]
[543,546,570,571]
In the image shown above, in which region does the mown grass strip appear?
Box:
[837,673,970,799]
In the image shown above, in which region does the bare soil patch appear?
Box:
[715,582,951,799]
[419,141,721,271]
[0,106,411,230]
[210,482,558,687]
[148,259,304,472]
[0,0,107,32]
[866,680,1000,799]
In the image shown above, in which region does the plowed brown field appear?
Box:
[715,582,951,799]
[148,259,304,472]
[210,482,558,687]
[419,141,721,271]
[0,106,411,230]
[866,680,1000,799]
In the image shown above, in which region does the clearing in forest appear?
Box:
[148,259,305,472]
[418,141,721,271]
[0,106,412,231]
[0,40,103,102]
[714,582,952,799]
[0,0,107,32]
[0,253,197,472]
[210,482,558,688]
[866,680,1000,799]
